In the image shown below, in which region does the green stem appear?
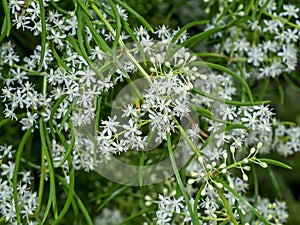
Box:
[174,118,201,157]
[167,133,200,225]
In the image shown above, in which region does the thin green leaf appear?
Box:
[41,120,58,223]
[57,122,75,167]
[259,158,292,170]
[171,20,210,44]
[277,0,284,13]
[167,133,200,225]
[192,88,268,106]
[278,121,296,126]
[0,18,8,45]
[76,0,93,18]
[76,195,94,225]
[123,22,147,63]
[51,43,72,72]
[195,52,229,60]
[38,0,46,71]
[112,0,154,32]
[257,0,271,18]
[219,221,230,225]
[174,118,201,157]
[13,128,33,223]
[216,187,238,225]
[139,152,145,187]
[283,74,300,92]
[236,201,246,224]
[0,118,10,127]
[57,175,94,225]
[49,95,67,138]
[120,208,154,224]
[107,0,121,49]
[194,106,241,125]
[77,9,103,77]
[96,186,128,212]
[71,198,79,220]
[57,100,75,134]
[84,16,111,53]
[218,179,270,225]
[52,155,75,225]
[66,36,83,56]
[50,0,72,14]
[245,0,255,16]
[258,77,270,101]
[192,62,254,103]
[194,183,205,221]
[201,124,248,150]
[2,0,11,36]
[267,167,282,199]
[275,77,284,104]
[36,119,46,216]
[193,106,213,118]
[252,166,259,203]
[182,26,225,48]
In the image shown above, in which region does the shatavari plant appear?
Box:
[0,0,299,224]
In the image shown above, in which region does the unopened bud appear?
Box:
[257,142,263,149]
[191,171,198,177]
[219,163,226,169]
[223,152,228,159]
[145,195,152,201]
[250,147,256,155]
[242,173,248,181]
[216,182,223,189]
[260,162,268,168]
[198,156,204,164]
[230,146,235,154]
[188,179,195,185]
[244,166,251,171]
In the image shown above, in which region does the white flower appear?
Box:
[122,119,142,138]
[247,46,264,66]
[47,28,67,47]
[1,161,15,179]
[234,38,250,52]
[262,19,279,33]
[155,25,171,39]
[12,14,31,31]
[116,5,128,20]
[90,46,106,60]
[280,4,300,18]
[283,28,298,43]
[101,115,119,138]
[8,0,24,14]
[134,26,149,40]
[20,111,39,131]
[26,1,41,20]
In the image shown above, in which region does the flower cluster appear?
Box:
[206,0,300,80]
[0,145,38,224]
